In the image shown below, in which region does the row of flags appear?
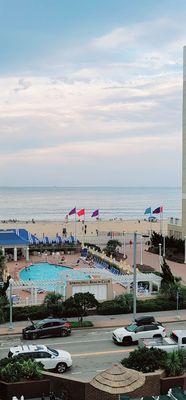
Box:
[144,206,163,215]
[68,207,99,218]
[68,206,163,217]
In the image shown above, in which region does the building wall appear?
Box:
[66,279,114,301]
[167,224,183,239]
[183,46,186,238]
[44,369,165,400]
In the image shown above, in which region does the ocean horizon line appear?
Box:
[0,185,181,189]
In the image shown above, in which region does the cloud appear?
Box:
[92,18,183,51]
[0,15,183,185]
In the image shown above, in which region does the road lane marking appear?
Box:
[71,348,134,357]
[0,337,112,350]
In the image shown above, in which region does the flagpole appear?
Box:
[160,207,163,236]
[74,208,76,242]
[83,210,85,247]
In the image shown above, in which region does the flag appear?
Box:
[91,209,99,217]
[77,208,85,217]
[69,207,76,216]
[144,207,151,215]
[153,206,163,214]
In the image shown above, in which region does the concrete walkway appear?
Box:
[1,309,186,336]
[125,243,186,284]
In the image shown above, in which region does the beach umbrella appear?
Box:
[90,363,145,395]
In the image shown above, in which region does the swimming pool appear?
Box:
[19,263,91,288]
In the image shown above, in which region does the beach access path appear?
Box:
[124,243,186,284]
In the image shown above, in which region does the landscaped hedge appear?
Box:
[2,303,81,322]
[2,292,186,321]
[97,296,186,315]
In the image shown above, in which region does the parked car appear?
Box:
[8,344,72,373]
[22,318,71,340]
[139,330,186,352]
[112,322,166,345]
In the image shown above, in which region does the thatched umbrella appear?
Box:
[90,363,145,395]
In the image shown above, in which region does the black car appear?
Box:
[22,318,71,340]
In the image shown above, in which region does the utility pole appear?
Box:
[133,232,137,321]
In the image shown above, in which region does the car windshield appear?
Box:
[47,347,58,356]
[34,321,44,329]
[126,324,137,332]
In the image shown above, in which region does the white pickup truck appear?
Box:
[140,330,186,352]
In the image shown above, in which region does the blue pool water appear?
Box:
[20,263,91,284]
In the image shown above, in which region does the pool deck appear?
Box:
[5,253,126,305]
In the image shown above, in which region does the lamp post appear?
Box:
[159,243,162,272]
[184,236,186,264]
[140,235,143,266]
[123,232,126,259]
[133,232,137,321]
[8,278,14,330]
[176,290,179,319]
[163,235,166,258]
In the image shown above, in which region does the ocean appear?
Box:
[0,186,181,221]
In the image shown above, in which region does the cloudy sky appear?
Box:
[0,0,185,186]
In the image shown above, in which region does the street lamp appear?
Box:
[159,243,162,272]
[140,235,143,266]
[123,232,126,259]
[8,278,14,330]
[133,232,137,321]
[184,236,186,264]
[176,290,180,319]
[163,235,166,258]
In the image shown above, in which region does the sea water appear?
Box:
[0,186,181,221]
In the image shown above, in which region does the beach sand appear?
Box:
[0,219,167,239]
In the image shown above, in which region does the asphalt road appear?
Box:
[0,321,186,381]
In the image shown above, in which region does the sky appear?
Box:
[0,0,185,186]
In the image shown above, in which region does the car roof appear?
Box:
[135,316,154,321]
[38,318,66,323]
[9,345,47,354]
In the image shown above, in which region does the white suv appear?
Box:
[8,344,72,373]
[113,323,166,345]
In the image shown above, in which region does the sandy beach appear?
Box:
[0,219,167,239]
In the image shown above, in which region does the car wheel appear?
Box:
[153,334,162,339]
[56,362,67,373]
[60,329,68,337]
[122,336,132,346]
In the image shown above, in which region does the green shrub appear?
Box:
[164,351,184,376]
[97,300,125,315]
[0,355,43,382]
[121,347,167,373]
[71,320,93,328]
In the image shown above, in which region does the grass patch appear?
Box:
[71,320,93,328]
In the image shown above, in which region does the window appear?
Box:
[52,322,60,327]
[136,326,144,333]
[42,323,53,328]
[144,325,158,331]
[47,347,58,356]
[182,337,186,344]
[126,324,137,332]
[37,352,51,359]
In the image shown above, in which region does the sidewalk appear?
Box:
[1,310,186,336]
